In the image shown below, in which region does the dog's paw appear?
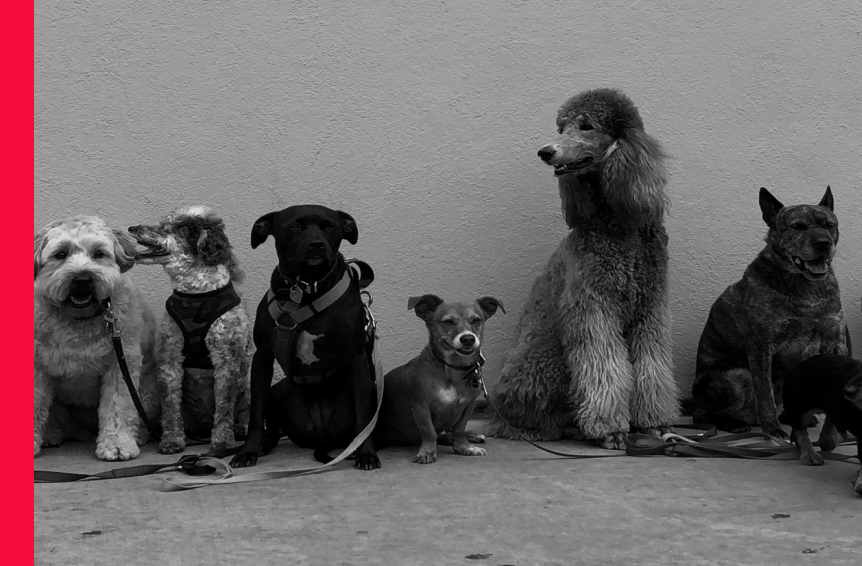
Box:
[413,447,438,464]
[632,426,663,439]
[34,439,42,457]
[454,444,487,457]
[42,427,64,447]
[230,451,259,468]
[96,434,140,461]
[854,469,862,496]
[465,432,486,444]
[799,449,825,466]
[158,434,186,455]
[762,424,789,440]
[595,432,627,450]
[354,452,381,471]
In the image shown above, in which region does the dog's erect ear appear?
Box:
[195,227,231,266]
[476,296,506,320]
[112,229,137,273]
[759,187,784,227]
[251,212,275,249]
[819,186,834,211]
[601,128,669,227]
[338,211,358,245]
[408,294,443,321]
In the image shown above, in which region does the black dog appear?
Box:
[780,354,862,495]
[230,205,380,470]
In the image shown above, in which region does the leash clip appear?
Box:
[103,299,121,337]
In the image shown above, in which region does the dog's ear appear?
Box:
[34,227,51,279]
[601,128,668,227]
[195,227,231,266]
[338,211,358,245]
[476,296,505,320]
[819,185,834,211]
[759,187,784,227]
[251,212,275,249]
[112,229,137,273]
[408,294,443,321]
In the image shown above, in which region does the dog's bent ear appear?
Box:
[112,229,137,273]
[196,227,231,266]
[408,294,443,321]
[476,297,505,320]
[819,186,834,211]
[338,211,358,245]
[34,228,51,279]
[759,187,784,227]
[601,128,668,227]
[251,212,275,249]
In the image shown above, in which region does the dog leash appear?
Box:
[105,298,160,441]
[480,382,859,462]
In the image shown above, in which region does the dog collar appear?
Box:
[267,269,352,329]
[431,348,486,388]
[276,260,340,303]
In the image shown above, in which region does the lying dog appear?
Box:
[34,216,159,461]
[129,206,250,455]
[373,295,504,464]
[692,187,848,437]
[780,354,862,495]
[230,205,380,470]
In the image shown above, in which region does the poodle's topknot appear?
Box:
[556,88,644,137]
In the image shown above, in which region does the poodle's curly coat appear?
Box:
[487,88,680,448]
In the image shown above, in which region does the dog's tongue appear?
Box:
[805,257,828,274]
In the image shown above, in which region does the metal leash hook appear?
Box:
[103,298,121,337]
[361,290,376,336]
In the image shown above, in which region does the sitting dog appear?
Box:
[230,205,380,470]
[780,354,862,495]
[129,206,250,455]
[692,187,848,437]
[34,216,159,461]
[373,295,504,464]
[488,88,679,449]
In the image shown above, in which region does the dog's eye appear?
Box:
[824,221,836,229]
[324,223,336,231]
[93,249,106,259]
[579,122,594,131]
[53,252,67,260]
[790,222,808,230]
[441,320,455,326]
[470,318,482,326]
[288,223,301,231]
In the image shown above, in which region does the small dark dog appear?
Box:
[230,205,380,470]
[373,295,504,464]
[780,354,862,496]
[692,187,849,437]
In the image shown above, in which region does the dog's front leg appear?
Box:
[350,351,380,470]
[628,305,679,435]
[157,321,186,454]
[412,404,439,464]
[747,344,787,439]
[34,368,54,457]
[207,323,248,453]
[794,411,824,466]
[450,401,486,457]
[562,299,633,450]
[854,437,862,496]
[95,355,143,461]
[230,344,275,468]
[820,320,850,357]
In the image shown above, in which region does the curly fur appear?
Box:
[34,216,159,461]
[130,206,250,454]
[487,88,679,448]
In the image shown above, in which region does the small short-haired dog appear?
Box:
[129,206,250,454]
[34,216,159,461]
[373,295,504,464]
[780,354,862,496]
[693,187,849,437]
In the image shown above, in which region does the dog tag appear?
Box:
[289,285,303,304]
[470,377,480,389]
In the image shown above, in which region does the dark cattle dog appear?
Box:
[692,187,849,437]
[230,205,380,470]
[780,354,862,495]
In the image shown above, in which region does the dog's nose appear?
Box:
[308,241,326,253]
[460,334,476,347]
[537,146,557,162]
[71,275,93,287]
[813,237,832,251]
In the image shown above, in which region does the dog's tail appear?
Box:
[313,447,335,464]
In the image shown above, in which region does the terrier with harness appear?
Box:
[373,294,504,464]
[231,205,381,470]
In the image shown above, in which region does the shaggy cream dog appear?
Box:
[34,216,159,461]
[130,206,250,455]
[488,89,679,449]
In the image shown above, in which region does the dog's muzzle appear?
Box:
[67,274,97,307]
[128,226,170,260]
[791,255,830,280]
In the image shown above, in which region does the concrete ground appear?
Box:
[34,422,861,566]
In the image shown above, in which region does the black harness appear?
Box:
[266,257,376,385]
[165,283,242,370]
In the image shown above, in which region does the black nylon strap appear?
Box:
[111,333,159,441]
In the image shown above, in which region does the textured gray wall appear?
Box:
[35,1,862,394]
